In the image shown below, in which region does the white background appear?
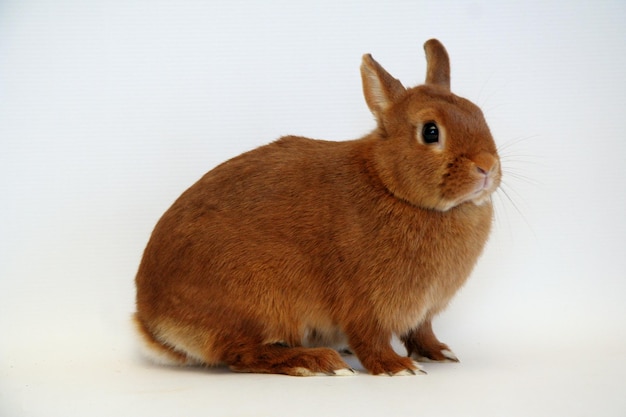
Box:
[1,1,625,416]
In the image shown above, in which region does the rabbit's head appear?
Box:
[362,39,500,211]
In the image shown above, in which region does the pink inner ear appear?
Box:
[361,54,406,116]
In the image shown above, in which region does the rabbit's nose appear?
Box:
[473,152,499,176]
[472,153,500,194]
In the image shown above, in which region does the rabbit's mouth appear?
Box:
[467,170,500,206]
[467,154,501,203]
[437,168,500,211]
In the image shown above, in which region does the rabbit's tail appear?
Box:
[132,313,203,366]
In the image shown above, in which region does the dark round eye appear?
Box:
[422,122,439,144]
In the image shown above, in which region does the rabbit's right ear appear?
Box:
[361,54,406,119]
[423,39,450,90]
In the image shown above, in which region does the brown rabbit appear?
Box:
[134,39,501,376]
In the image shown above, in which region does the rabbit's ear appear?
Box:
[361,54,406,117]
[423,39,450,90]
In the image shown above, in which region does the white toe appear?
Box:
[292,367,357,376]
[393,369,416,376]
[411,360,427,375]
[292,367,326,376]
[441,349,458,362]
[387,361,426,376]
[333,368,358,376]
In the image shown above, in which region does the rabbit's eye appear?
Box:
[422,122,439,144]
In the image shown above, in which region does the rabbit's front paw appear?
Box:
[361,353,426,376]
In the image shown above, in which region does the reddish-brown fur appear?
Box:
[134,39,501,376]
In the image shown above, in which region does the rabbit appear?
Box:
[134,39,501,376]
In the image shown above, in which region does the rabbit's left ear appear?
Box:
[423,39,450,90]
[361,54,406,118]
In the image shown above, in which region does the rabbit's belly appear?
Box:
[302,325,348,350]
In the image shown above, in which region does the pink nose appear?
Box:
[473,152,498,176]
[472,153,499,193]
